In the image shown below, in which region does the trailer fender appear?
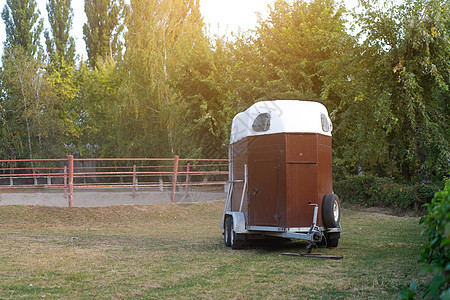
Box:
[225,212,247,234]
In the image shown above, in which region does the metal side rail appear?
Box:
[221,181,233,229]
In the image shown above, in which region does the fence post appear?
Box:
[159,176,164,191]
[132,164,137,198]
[184,163,190,199]
[171,155,179,203]
[68,155,74,207]
[64,166,67,198]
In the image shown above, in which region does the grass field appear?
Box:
[0,201,428,299]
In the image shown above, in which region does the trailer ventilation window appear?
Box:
[321,113,332,132]
[252,113,271,132]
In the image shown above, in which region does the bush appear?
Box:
[418,180,450,298]
[333,175,441,212]
[399,180,449,299]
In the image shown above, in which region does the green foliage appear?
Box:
[0,47,66,159]
[44,0,76,69]
[333,175,441,211]
[83,0,124,68]
[418,180,450,298]
[1,0,43,57]
[77,58,124,157]
[0,0,448,188]
[174,37,241,158]
[122,0,206,157]
[398,281,419,299]
[0,103,24,160]
[255,0,351,103]
[173,0,353,158]
[46,61,86,156]
[335,0,450,182]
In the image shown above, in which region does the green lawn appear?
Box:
[0,201,428,299]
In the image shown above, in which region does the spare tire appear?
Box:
[322,194,340,228]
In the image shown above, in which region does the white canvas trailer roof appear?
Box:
[230,100,332,144]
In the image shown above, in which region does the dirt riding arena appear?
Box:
[0,188,226,207]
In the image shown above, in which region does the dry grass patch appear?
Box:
[0,201,426,299]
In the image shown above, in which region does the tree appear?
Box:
[0,47,64,160]
[44,0,76,69]
[121,0,205,157]
[43,0,82,156]
[77,58,124,157]
[175,0,353,158]
[1,0,43,57]
[0,0,49,161]
[83,0,124,68]
[0,94,24,160]
[254,0,351,104]
[173,36,238,158]
[337,0,450,182]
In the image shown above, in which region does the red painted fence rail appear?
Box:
[0,156,229,207]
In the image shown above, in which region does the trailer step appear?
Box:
[281,253,343,260]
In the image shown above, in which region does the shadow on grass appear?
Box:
[228,238,322,253]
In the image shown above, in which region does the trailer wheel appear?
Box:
[327,236,339,248]
[224,217,232,247]
[326,232,340,248]
[230,218,242,250]
[322,194,340,228]
[319,232,340,248]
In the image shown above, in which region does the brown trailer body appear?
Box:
[223,100,341,250]
[230,133,332,228]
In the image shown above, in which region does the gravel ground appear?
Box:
[0,188,226,207]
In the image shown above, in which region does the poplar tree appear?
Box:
[0,0,45,161]
[44,0,76,68]
[122,0,204,157]
[44,0,86,156]
[1,0,43,57]
[83,0,124,68]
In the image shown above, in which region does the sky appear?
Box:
[0,0,359,59]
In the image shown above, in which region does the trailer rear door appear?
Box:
[249,158,280,226]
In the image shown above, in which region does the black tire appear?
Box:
[318,232,340,248]
[325,232,340,248]
[224,217,232,247]
[322,194,340,228]
[230,218,242,250]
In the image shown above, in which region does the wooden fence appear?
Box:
[0,156,228,207]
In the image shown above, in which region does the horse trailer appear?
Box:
[222,100,341,252]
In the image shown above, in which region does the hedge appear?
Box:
[399,179,449,299]
[333,175,442,212]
